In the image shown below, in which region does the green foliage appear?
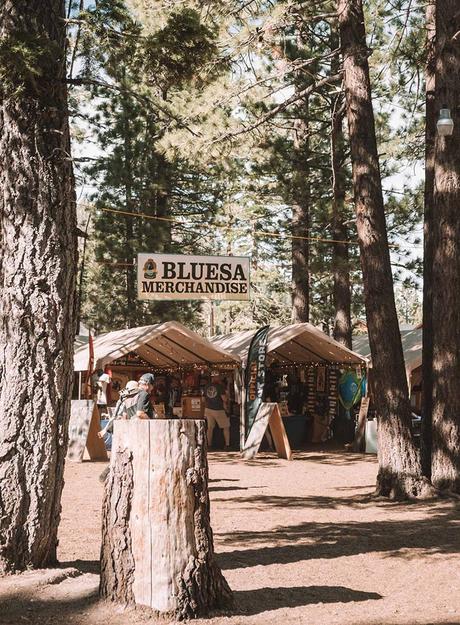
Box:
[143,8,220,95]
[70,0,427,336]
[0,30,61,98]
[71,0,230,331]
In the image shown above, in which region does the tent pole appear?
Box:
[78,371,82,400]
[240,366,245,451]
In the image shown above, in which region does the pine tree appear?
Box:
[69,0,226,331]
[337,0,431,498]
[0,0,77,570]
[430,0,460,492]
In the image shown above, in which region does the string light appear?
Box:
[79,202,414,250]
[130,362,239,374]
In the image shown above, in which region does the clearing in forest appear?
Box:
[0,450,459,625]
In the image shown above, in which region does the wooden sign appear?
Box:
[242,402,292,461]
[137,253,251,301]
[153,403,166,419]
[67,400,108,462]
[353,396,370,452]
[279,400,289,416]
[182,396,204,418]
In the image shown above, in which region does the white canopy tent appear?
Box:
[353,327,422,376]
[213,324,367,450]
[212,323,367,367]
[74,321,240,372]
[354,327,423,410]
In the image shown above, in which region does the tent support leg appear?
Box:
[240,367,245,451]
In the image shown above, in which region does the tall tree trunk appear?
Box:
[0,1,77,571]
[330,28,352,349]
[291,100,310,323]
[122,94,136,328]
[331,103,352,349]
[421,1,436,480]
[337,0,429,498]
[430,0,460,492]
[156,153,173,253]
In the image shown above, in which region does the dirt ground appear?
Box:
[1,448,460,625]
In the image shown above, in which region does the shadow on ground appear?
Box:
[212,490,457,510]
[59,560,100,574]
[234,585,382,615]
[0,578,99,625]
[216,505,460,569]
[209,485,253,492]
[208,449,378,467]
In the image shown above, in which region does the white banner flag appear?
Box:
[137,254,250,301]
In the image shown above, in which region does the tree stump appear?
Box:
[100,419,233,619]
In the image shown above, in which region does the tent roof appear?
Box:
[212,323,367,366]
[74,321,240,372]
[74,334,89,351]
[353,328,422,374]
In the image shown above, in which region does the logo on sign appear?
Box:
[143,259,157,279]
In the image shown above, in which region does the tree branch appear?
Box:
[212,72,342,143]
[66,77,200,137]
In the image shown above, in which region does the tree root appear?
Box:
[375,470,439,500]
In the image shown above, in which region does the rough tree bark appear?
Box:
[101,420,233,619]
[0,1,77,570]
[430,0,460,492]
[155,153,173,253]
[291,100,310,323]
[337,0,430,497]
[330,29,352,349]
[421,1,436,480]
[122,88,136,329]
[331,114,352,349]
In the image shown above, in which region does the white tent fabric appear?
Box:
[353,327,422,374]
[212,323,367,366]
[74,321,240,372]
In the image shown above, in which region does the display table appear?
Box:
[281,415,308,449]
[182,396,204,418]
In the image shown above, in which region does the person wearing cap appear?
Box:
[135,373,156,419]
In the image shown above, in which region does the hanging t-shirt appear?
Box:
[97,373,111,405]
[205,383,224,411]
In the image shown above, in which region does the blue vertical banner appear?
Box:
[244,326,270,438]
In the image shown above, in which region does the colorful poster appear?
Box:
[244,325,270,437]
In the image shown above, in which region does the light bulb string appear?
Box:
[80,203,421,250]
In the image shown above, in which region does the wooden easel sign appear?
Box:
[242,402,292,461]
[353,396,370,452]
[67,400,108,462]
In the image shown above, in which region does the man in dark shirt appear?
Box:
[204,374,230,449]
[135,373,156,419]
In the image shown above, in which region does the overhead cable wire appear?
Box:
[80,203,422,250]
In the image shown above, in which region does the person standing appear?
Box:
[96,369,111,417]
[97,375,155,484]
[204,374,230,449]
[135,373,157,419]
[98,380,139,440]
